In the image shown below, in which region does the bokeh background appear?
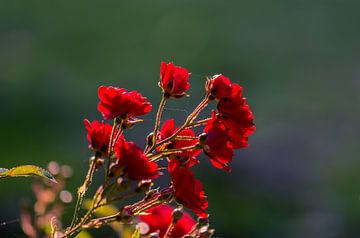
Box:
[1,1,360,237]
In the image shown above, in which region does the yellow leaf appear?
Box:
[131,227,140,238]
[0,165,56,183]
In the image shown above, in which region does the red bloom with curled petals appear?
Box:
[97,86,152,120]
[203,113,234,172]
[208,74,234,100]
[218,83,255,149]
[168,160,208,218]
[84,119,113,156]
[139,204,196,238]
[114,136,159,180]
[159,120,200,166]
[160,62,190,98]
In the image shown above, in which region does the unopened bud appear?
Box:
[197,217,209,228]
[146,133,154,147]
[135,180,153,193]
[198,133,208,147]
[109,163,122,177]
[115,117,123,124]
[95,158,105,169]
[172,207,183,223]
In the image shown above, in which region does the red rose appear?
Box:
[208,74,234,100]
[114,136,159,181]
[139,204,196,238]
[203,113,234,172]
[84,119,113,156]
[97,86,152,120]
[168,160,208,218]
[160,62,190,98]
[159,120,200,166]
[217,83,255,149]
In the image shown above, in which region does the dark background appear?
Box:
[1,1,360,237]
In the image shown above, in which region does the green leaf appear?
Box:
[131,227,140,238]
[83,199,123,233]
[0,165,57,183]
[75,230,93,238]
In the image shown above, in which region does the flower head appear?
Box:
[97,86,152,120]
[168,160,208,218]
[160,62,190,98]
[207,74,234,100]
[139,204,196,238]
[84,119,113,156]
[114,136,159,181]
[159,119,200,166]
[203,113,234,172]
[217,83,255,148]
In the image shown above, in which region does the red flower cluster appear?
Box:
[97,86,152,120]
[82,62,255,236]
[168,160,208,218]
[139,204,195,238]
[114,136,159,181]
[217,84,255,149]
[160,62,190,98]
[203,112,234,172]
[202,74,256,171]
[84,119,113,156]
[208,74,233,101]
[159,119,200,166]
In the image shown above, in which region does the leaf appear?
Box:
[131,227,140,238]
[83,199,123,233]
[75,230,93,238]
[0,165,57,183]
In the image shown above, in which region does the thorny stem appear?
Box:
[69,156,98,229]
[174,136,199,140]
[186,118,211,128]
[64,183,138,237]
[105,119,120,178]
[147,95,167,153]
[148,144,201,159]
[107,119,119,156]
[146,95,210,156]
[112,121,124,149]
[164,222,176,238]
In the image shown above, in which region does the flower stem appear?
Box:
[69,156,98,229]
[186,118,211,128]
[164,222,176,238]
[147,95,167,153]
[146,96,209,155]
[148,144,200,159]
[105,119,121,181]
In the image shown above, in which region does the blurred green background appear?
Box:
[1,1,360,237]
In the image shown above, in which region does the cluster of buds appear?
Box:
[46,62,255,238]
